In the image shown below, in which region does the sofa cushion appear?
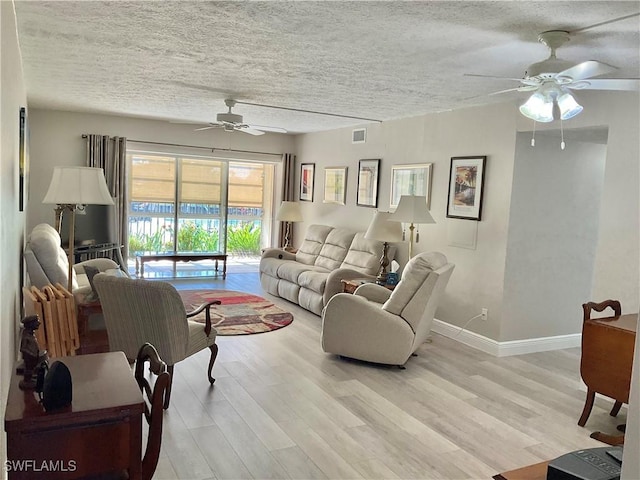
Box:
[261,257,287,277]
[28,223,78,290]
[296,225,334,265]
[277,261,322,284]
[314,228,355,271]
[340,233,382,276]
[298,270,329,294]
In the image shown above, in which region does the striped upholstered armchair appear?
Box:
[93,274,220,408]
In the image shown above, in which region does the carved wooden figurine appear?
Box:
[18,315,43,390]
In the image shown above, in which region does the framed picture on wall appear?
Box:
[18,107,28,212]
[390,163,432,209]
[356,158,380,208]
[446,156,487,220]
[323,167,348,205]
[300,163,315,202]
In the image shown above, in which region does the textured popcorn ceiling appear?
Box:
[14,1,640,134]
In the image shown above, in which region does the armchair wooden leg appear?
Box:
[208,344,218,384]
[164,365,174,410]
[610,400,623,417]
[578,389,596,426]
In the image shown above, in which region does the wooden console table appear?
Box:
[4,352,144,479]
[135,252,227,278]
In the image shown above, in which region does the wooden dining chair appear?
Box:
[578,299,630,427]
[93,343,171,480]
[135,343,171,480]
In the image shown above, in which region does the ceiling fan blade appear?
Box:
[464,73,525,82]
[237,126,265,136]
[488,86,538,96]
[247,124,288,134]
[557,60,617,81]
[194,124,220,131]
[569,78,640,91]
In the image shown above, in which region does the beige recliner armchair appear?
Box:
[24,223,124,300]
[321,251,454,366]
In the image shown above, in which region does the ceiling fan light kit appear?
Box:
[519,86,583,123]
[467,24,639,149]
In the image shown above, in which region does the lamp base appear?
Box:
[376,242,391,285]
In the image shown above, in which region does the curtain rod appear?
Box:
[81,135,283,157]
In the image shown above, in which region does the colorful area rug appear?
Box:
[178,289,293,336]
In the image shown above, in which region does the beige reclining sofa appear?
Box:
[260,224,394,315]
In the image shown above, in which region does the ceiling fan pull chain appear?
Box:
[531,120,537,147]
[560,119,566,150]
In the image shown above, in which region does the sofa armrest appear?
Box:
[354,283,392,304]
[74,258,120,274]
[324,268,376,306]
[261,248,296,261]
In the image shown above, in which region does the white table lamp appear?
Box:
[389,195,435,258]
[365,211,403,284]
[43,166,115,291]
[276,201,303,250]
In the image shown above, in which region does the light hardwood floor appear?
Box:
[151,271,626,479]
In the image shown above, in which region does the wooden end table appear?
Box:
[341,278,396,294]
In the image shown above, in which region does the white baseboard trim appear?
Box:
[431,319,581,357]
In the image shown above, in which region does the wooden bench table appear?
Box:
[135,252,227,278]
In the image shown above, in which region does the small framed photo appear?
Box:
[446,156,487,221]
[323,167,348,205]
[390,163,433,209]
[356,158,380,208]
[299,163,315,202]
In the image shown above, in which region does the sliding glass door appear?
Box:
[127,152,274,263]
[177,159,225,253]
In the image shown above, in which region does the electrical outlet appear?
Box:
[481,308,488,321]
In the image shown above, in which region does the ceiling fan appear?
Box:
[466,29,639,122]
[194,99,288,136]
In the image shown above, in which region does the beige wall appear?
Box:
[1,0,28,471]
[502,135,607,340]
[294,102,518,341]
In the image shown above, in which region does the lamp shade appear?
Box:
[43,167,114,205]
[365,211,402,243]
[557,92,583,120]
[275,201,303,222]
[390,195,435,224]
[519,92,554,123]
